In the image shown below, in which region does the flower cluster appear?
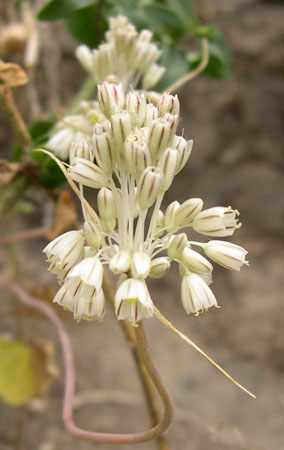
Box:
[46,16,165,160]
[44,78,248,324]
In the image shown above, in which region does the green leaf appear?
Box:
[141,4,183,41]
[29,119,55,145]
[165,0,198,33]
[38,0,96,21]
[31,150,66,189]
[65,5,104,47]
[0,337,38,405]
[155,47,189,92]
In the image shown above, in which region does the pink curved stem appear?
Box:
[7,283,174,444]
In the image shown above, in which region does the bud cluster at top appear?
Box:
[44,16,248,325]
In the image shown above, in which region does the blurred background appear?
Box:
[0,0,283,449]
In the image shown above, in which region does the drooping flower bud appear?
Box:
[174,198,203,226]
[125,136,152,180]
[172,136,193,174]
[181,247,213,275]
[167,233,187,260]
[125,92,146,128]
[181,274,217,315]
[192,206,240,237]
[142,64,165,90]
[69,135,94,164]
[157,147,178,192]
[109,250,131,274]
[111,111,133,154]
[92,123,116,174]
[115,278,154,323]
[43,230,84,275]
[97,82,125,119]
[131,252,151,279]
[83,221,102,249]
[47,128,75,160]
[53,285,74,311]
[149,257,170,278]
[204,240,248,271]
[158,94,180,117]
[66,256,104,294]
[164,201,180,232]
[97,187,116,221]
[137,167,163,210]
[75,45,95,73]
[69,157,108,189]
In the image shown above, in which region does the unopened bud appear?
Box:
[83,221,102,248]
[143,103,158,126]
[111,111,133,154]
[130,42,161,73]
[109,250,131,274]
[125,92,146,128]
[75,45,95,73]
[149,257,170,278]
[181,247,213,274]
[158,94,180,117]
[157,148,178,192]
[174,198,203,226]
[154,210,165,237]
[101,217,116,233]
[131,252,151,279]
[125,136,152,180]
[97,83,125,119]
[93,43,115,82]
[137,30,153,43]
[70,135,94,164]
[69,157,108,189]
[92,123,115,174]
[181,274,217,315]
[204,240,248,271]
[167,233,187,260]
[172,136,193,174]
[97,187,116,221]
[147,118,172,160]
[164,201,180,232]
[142,64,165,90]
[137,167,163,210]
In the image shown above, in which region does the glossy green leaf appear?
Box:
[31,150,66,189]
[165,0,197,33]
[65,5,105,47]
[38,0,96,21]
[155,47,189,92]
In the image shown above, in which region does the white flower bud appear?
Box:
[125,136,152,180]
[111,111,133,154]
[204,240,248,271]
[157,148,178,192]
[158,94,180,117]
[172,136,193,174]
[43,230,84,275]
[130,42,161,73]
[114,26,137,56]
[47,128,74,160]
[101,217,116,233]
[97,187,116,221]
[137,167,163,210]
[174,198,203,226]
[93,43,115,82]
[137,30,153,43]
[143,103,158,126]
[147,117,173,160]
[109,250,131,274]
[73,289,105,322]
[181,274,217,315]
[149,257,170,278]
[97,82,125,119]
[75,45,95,73]
[92,123,116,174]
[69,135,94,164]
[115,278,154,323]
[83,221,102,248]
[167,233,187,260]
[142,64,165,90]
[164,201,180,232]
[163,113,179,147]
[69,157,109,189]
[154,210,165,237]
[131,252,151,279]
[192,206,240,237]
[125,92,146,128]
[181,247,213,275]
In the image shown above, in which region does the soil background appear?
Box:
[0,1,284,449]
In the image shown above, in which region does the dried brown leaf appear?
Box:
[0,60,28,87]
[47,190,79,240]
[0,159,20,187]
[29,335,59,395]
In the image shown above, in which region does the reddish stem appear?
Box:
[0,227,49,246]
[7,283,174,444]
